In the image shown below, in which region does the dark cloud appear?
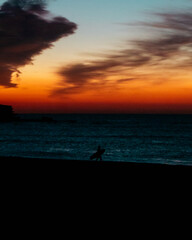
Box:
[145,12,192,32]
[52,10,192,96]
[51,53,150,96]
[0,0,77,87]
[52,50,151,96]
[117,78,137,83]
[51,60,120,96]
[135,12,192,60]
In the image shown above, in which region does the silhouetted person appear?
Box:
[90,145,105,161]
[96,145,102,161]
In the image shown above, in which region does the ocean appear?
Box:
[0,114,192,166]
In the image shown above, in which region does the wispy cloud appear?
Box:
[52,9,192,96]
[0,0,77,87]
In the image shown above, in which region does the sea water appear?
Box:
[0,114,192,166]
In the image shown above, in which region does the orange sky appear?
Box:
[0,69,192,113]
[0,0,192,114]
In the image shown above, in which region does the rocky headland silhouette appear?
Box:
[0,104,16,122]
[0,104,56,123]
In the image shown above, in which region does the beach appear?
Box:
[2,156,191,198]
[1,156,191,174]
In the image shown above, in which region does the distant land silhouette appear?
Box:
[0,104,57,123]
[0,104,15,122]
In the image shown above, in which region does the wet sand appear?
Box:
[1,155,191,173]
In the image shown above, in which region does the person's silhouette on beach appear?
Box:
[96,145,102,161]
[90,145,105,161]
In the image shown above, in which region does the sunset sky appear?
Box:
[0,0,192,113]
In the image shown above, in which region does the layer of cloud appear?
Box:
[52,10,192,96]
[0,0,77,87]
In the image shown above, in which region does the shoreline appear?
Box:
[1,156,191,168]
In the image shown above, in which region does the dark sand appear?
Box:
[1,156,191,167]
[1,156,191,196]
[1,156,191,176]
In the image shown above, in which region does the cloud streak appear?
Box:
[0,0,77,87]
[52,9,192,96]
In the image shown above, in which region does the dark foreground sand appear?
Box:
[1,156,191,166]
[1,156,191,174]
[1,156,191,194]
